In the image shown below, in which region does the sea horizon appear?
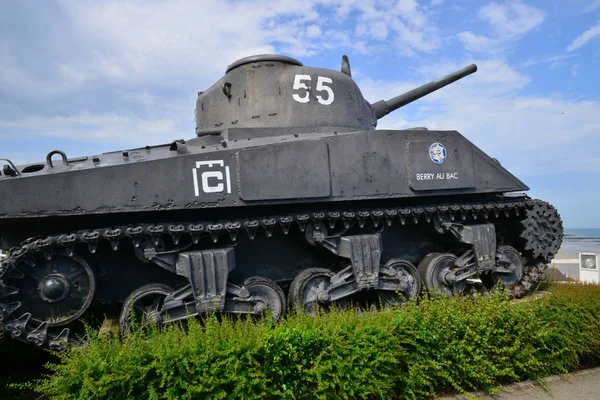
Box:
[559,228,600,256]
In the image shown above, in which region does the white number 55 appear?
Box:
[292,75,334,105]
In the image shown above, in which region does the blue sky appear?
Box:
[0,0,599,228]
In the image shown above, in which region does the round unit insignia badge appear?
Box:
[429,142,447,164]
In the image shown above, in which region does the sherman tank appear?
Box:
[0,54,563,349]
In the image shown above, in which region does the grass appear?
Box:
[3,282,600,399]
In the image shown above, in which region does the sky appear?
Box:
[0,0,599,228]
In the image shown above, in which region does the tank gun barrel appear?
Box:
[370,64,477,120]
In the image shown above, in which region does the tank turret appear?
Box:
[195,55,476,136]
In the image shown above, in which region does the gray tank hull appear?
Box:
[0,129,526,222]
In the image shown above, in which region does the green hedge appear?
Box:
[33,283,600,399]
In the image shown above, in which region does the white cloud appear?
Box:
[567,21,600,51]
[62,0,286,83]
[459,1,545,53]
[370,22,390,40]
[457,32,499,53]
[323,0,440,55]
[0,112,184,145]
[0,41,84,97]
[305,24,322,38]
[478,1,545,39]
[393,0,428,28]
[522,53,577,68]
[585,0,600,12]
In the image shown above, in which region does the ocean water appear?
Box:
[558,228,600,255]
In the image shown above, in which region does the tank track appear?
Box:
[0,198,562,349]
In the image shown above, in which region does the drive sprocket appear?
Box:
[520,200,563,263]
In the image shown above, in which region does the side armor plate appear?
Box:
[237,141,331,201]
